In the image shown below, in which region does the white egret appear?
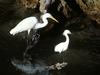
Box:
[9,13,58,58]
[10,13,58,35]
[54,30,71,53]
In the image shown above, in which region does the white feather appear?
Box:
[54,30,71,53]
[10,17,37,35]
[9,13,58,36]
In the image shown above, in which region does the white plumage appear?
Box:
[10,17,37,35]
[54,30,71,53]
[10,13,58,35]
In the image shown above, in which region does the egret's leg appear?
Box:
[57,52,65,62]
[23,35,32,59]
[23,31,32,59]
[23,30,40,59]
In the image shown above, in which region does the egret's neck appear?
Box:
[35,16,48,29]
[64,34,69,44]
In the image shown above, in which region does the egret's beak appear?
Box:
[50,16,59,23]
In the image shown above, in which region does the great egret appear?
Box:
[10,13,58,35]
[9,13,58,58]
[54,30,71,53]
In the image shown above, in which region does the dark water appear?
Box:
[1,22,100,75]
[0,0,100,75]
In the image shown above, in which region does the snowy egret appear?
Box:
[54,30,71,53]
[10,13,58,35]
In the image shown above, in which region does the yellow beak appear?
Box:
[50,16,59,23]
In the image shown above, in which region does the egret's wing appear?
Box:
[54,42,64,53]
[16,17,38,31]
[10,17,38,35]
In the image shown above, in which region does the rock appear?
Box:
[76,0,100,24]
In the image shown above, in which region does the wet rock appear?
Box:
[76,0,100,24]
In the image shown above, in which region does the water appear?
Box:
[11,59,67,75]
[0,24,100,75]
[0,0,100,75]
[11,59,49,75]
